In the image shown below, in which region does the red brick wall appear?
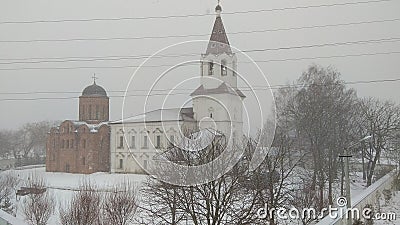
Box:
[46,121,110,174]
[79,96,109,124]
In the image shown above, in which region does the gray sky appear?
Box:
[0,0,399,130]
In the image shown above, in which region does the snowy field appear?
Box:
[2,167,147,225]
[1,166,385,225]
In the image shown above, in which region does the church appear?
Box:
[109,3,245,174]
[46,79,111,174]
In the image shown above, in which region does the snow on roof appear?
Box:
[52,120,108,133]
[111,107,194,124]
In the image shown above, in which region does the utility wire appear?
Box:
[1,18,399,44]
[0,37,399,65]
[0,78,399,101]
[0,50,399,71]
[0,0,394,25]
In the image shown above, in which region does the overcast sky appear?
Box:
[0,0,399,130]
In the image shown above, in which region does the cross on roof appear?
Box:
[92,73,98,84]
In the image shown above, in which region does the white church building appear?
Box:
[110,3,246,174]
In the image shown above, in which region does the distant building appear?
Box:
[46,79,110,174]
[109,3,245,174]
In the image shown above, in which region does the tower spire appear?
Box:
[215,0,222,17]
[206,1,231,55]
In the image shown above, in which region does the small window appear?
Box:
[143,136,148,149]
[119,136,124,148]
[156,135,161,149]
[208,61,214,75]
[221,60,227,76]
[53,139,56,148]
[82,157,86,165]
[83,139,87,149]
[71,140,74,148]
[119,159,123,169]
[143,160,148,170]
[89,105,92,119]
[169,135,175,147]
[131,136,136,149]
[66,140,69,148]
[96,105,100,120]
[65,164,70,172]
[61,140,65,148]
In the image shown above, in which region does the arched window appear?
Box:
[89,105,92,119]
[221,60,227,76]
[208,107,214,118]
[208,61,214,75]
[96,105,99,120]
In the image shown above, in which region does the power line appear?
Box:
[0,37,399,65]
[0,0,393,25]
[0,50,399,71]
[0,78,399,101]
[1,17,399,44]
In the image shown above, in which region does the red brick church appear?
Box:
[46,79,110,174]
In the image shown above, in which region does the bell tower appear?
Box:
[191,2,245,141]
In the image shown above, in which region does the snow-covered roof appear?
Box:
[51,120,109,133]
[190,83,246,98]
[111,107,194,124]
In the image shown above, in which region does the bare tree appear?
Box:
[22,174,54,225]
[59,180,102,225]
[0,172,19,215]
[285,65,358,207]
[140,133,263,225]
[359,98,400,186]
[102,181,138,225]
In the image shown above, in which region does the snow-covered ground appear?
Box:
[374,191,400,225]
[2,167,147,225]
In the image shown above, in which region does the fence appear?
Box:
[316,168,398,225]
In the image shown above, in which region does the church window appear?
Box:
[210,113,213,118]
[83,139,87,148]
[119,159,123,169]
[61,140,65,149]
[208,61,214,75]
[71,140,74,148]
[221,60,227,76]
[81,105,85,118]
[66,139,69,148]
[119,136,124,148]
[65,164,70,172]
[143,136,148,149]
[96,105,99,120]
[156,135,161,149]
[169,135,175,147]
[53,139,56,148]
[89,105,92,119]
[131,136,136,149]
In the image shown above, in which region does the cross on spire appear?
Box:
[92,73,98,84]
